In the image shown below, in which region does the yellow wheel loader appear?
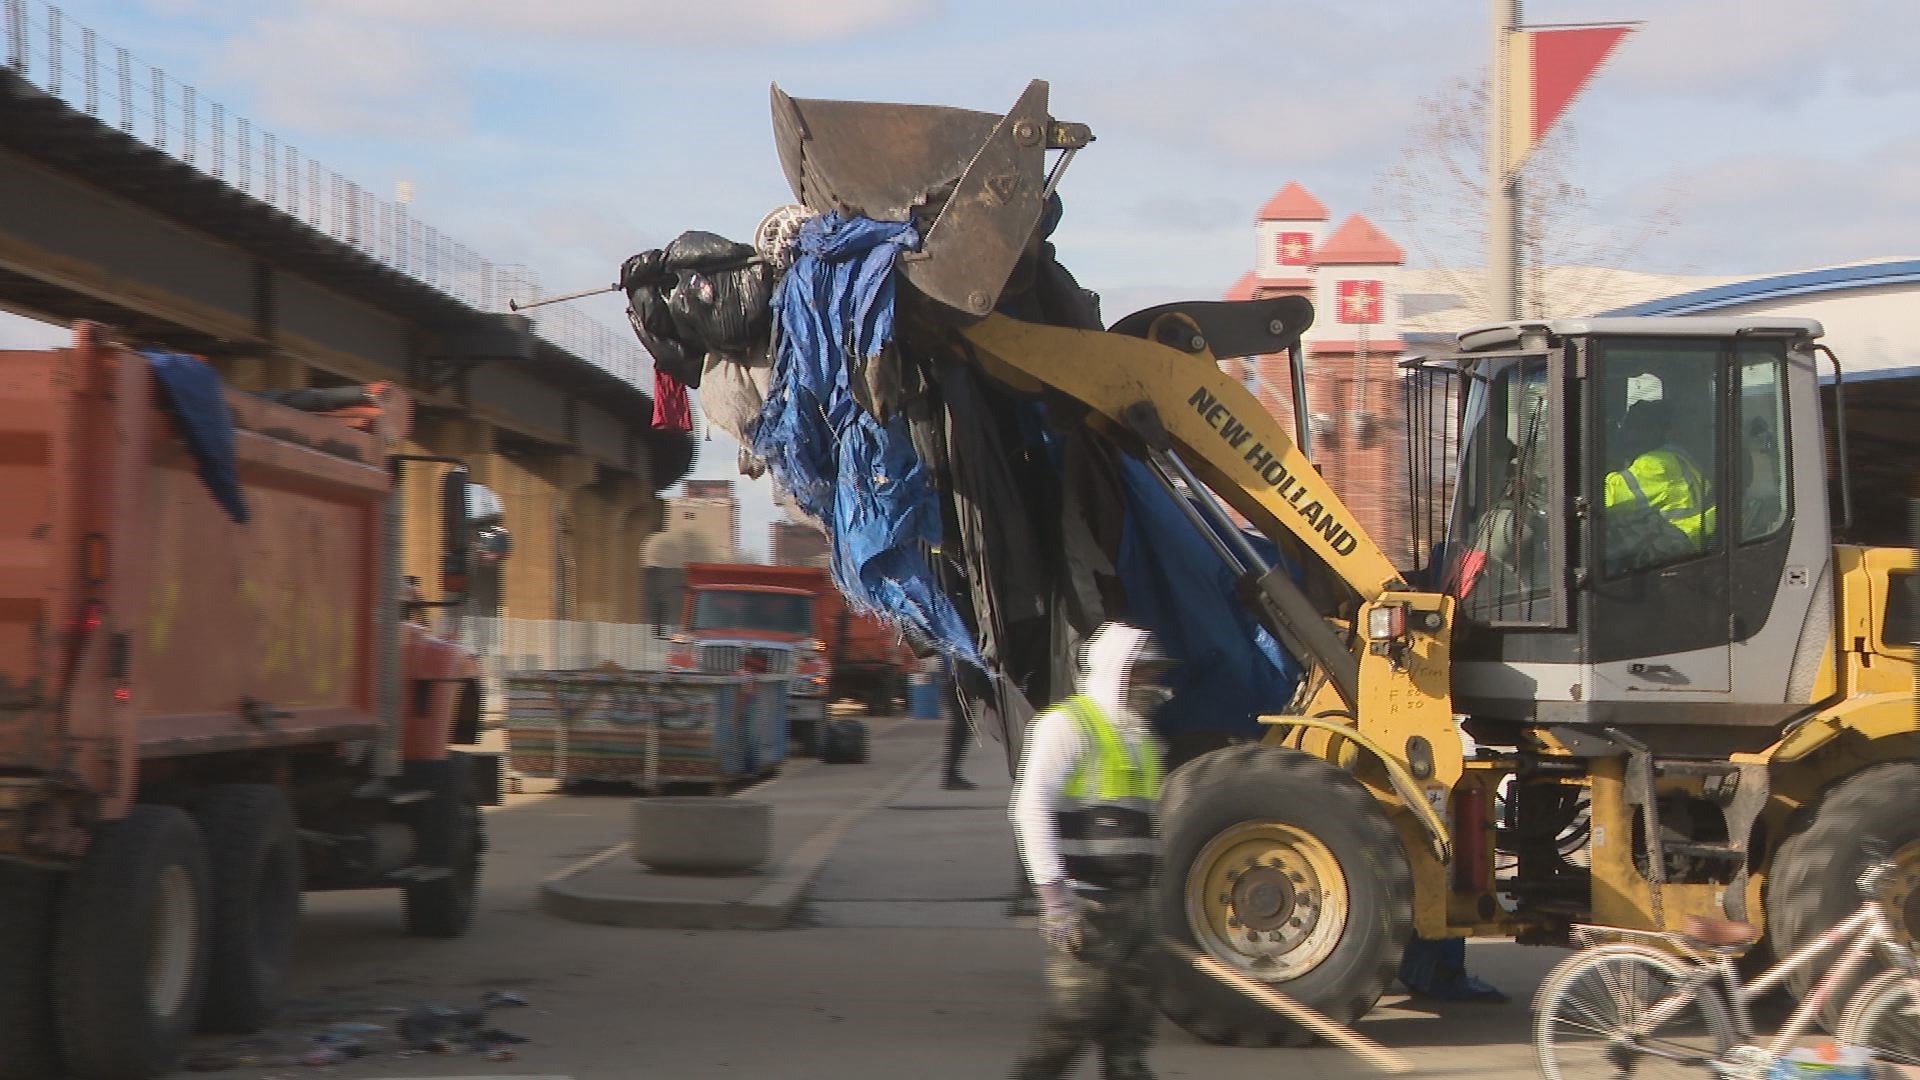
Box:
[769,80,1919,1046]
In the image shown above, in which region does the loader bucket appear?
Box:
[769,79,1093,320]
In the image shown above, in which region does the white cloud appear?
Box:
[213,12,469,137]
[317,0,938,45]
[1626,133,1920,273]
[1070,3,1474,173]
[1594,0,1920,102]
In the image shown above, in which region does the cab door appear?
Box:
[1580,336,1733,697]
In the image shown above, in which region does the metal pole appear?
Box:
[507,283,617,312]
[1489,0,1521,321]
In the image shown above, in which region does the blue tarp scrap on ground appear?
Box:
[749,213,981,666]
[142,349,248,524]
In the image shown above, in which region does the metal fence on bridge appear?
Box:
[1,0,651,388]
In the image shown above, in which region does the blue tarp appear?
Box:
[746,211,1300,727]
[749,213,981,665]
[143,349,248,524]
[1111,455,1302,739]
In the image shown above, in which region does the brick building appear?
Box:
[770,521,830,569]
[1225,183,1412,568]
[646,479,740,568]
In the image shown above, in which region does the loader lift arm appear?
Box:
[951,308,1414,715]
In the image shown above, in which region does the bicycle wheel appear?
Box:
[1840,970,1920,1069]
[1535,944,1735,1080]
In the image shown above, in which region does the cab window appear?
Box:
[1443,355,1556,624]
[1597,340,1722,578]
[1735,343,1790,544]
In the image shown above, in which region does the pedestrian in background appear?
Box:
[941,655,976,790]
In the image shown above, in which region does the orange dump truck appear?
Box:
[668,563,916,726]
[0,325,496,1080]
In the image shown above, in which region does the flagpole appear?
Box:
[1489,0,1521,321]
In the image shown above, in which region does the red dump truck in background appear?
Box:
[0,325,498,1080]
[666,563,917,748]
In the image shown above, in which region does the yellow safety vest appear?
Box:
[1052,695,1163,888]
[1604,447,1715,549]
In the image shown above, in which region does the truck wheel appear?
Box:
[403,757,484,939]
[1766,759,1920,1029]
[195,785,303,1033]
[0,863,61,1080]
[54,804,212,1079]
[1154,744,1412,1047]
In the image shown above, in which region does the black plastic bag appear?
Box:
[621,231,773,388]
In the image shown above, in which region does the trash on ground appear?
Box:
[324,1021,387,1036]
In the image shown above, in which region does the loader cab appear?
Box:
[1423,316,1833,736]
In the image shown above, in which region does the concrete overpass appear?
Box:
[0,8,693,624]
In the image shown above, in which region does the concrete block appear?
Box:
[630,797,772,874]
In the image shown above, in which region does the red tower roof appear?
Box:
[1314,213,1403,265]
[1258,182,1328,222]
[1224,271,1256,301]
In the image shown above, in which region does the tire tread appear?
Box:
[196,784,303,1033]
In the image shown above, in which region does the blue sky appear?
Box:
[5,0,1916,558]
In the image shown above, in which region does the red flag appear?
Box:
[652,370,691,433]
[1275,231,1313,267]
[1336,280,1382,325]
[1503,24,1634,175]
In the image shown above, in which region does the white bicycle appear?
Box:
[1533,846,1920,1080]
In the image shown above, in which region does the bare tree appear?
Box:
[643,528,719,569]
[1372,78,1678,319]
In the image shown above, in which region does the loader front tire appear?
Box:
[1767,759,1920,1029]
[1154,744,1412,1047]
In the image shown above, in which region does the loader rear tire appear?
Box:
[1766,759,1920,1030]
[1154,744,1412,1047]
[195,785,303,1033]
[0,862,62,1080]
[54,804,212,1080]
[402,757,484,939]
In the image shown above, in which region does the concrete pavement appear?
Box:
[197,714,1569,1080]
[539,716,947,929]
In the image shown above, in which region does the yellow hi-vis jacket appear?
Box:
[1604,446,1715,550]
[1052,695,1164,890]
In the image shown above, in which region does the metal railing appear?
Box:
[452,617,672,718]
[2,1,652,388]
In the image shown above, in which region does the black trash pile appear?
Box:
[618,190,1312,775]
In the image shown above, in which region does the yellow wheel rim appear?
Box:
[1184,821,1349,981]
[1888,839,1920,945]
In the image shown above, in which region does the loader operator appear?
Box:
[1602,397,1714,574]
[1008,622,1171,1080]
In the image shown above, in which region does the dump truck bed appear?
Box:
[0,334,390,817]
